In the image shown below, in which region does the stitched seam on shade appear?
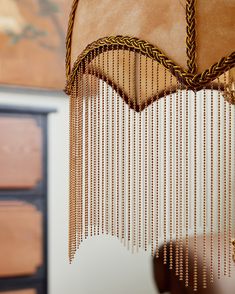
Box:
[186,0,197,74]
[65,0,80,78]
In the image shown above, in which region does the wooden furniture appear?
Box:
[0,290,36,294]
[0,105,55,294]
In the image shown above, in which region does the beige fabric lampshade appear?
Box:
[66,0,235,107]
[70,0,235,71]
[65,1,235,292]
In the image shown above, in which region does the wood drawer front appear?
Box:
[0,117,42,189]
[0,289,36,294]
[0,201,43,277]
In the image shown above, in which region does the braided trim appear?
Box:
[65,35,188,94]
[65,0,80,78]
[186,0,197,73]
[65,35,235,95]
[65,0,199,79]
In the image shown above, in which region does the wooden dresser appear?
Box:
[0,105,55,294]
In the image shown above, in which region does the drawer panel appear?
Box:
[0,289,36,294]
[0,201,43,277]
[0,117,42,189]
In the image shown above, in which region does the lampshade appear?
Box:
[65,0,235,291]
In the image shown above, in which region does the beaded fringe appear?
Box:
[69,48,235,291]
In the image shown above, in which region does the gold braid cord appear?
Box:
[65,0,80,78]
[65,0,235,96]
[65,36,235,96]
[67,0,235,292]
[186,0,197,74]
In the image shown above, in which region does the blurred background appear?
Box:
[2,2,235,294]
[0,1,156,294]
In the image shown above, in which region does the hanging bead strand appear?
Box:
[144,55,148,251]
[217,79,221,280]
[111,45,116,237]
[179,83,184,281]
[101,46,105,235]
[116,48,120,240]
[90,54,94,237]
[175,81,179,276]
[80,63,84,242]
[185,87,189,286]
[210,84,214,284]
[132,52,137,252]
[75,69,81,248]
[228,73,232,278]
[155,63,160,258]
[163,68,167,264]
[150,59,154,256]
[138,53,142,249]
[69,73,76,262]
[105,47,110,234]
[193,89,198,291]
[127,47,131,249]
[84,56,89,239]
[93,53,97,236]
[203,87,207,288]
[121,46,126,244]
[97,49,101,235]
[169,74,173,270]
[223,73,227,276]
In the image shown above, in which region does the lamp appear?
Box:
[65,0,235,291]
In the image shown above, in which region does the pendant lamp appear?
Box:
[65,0,235,291]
